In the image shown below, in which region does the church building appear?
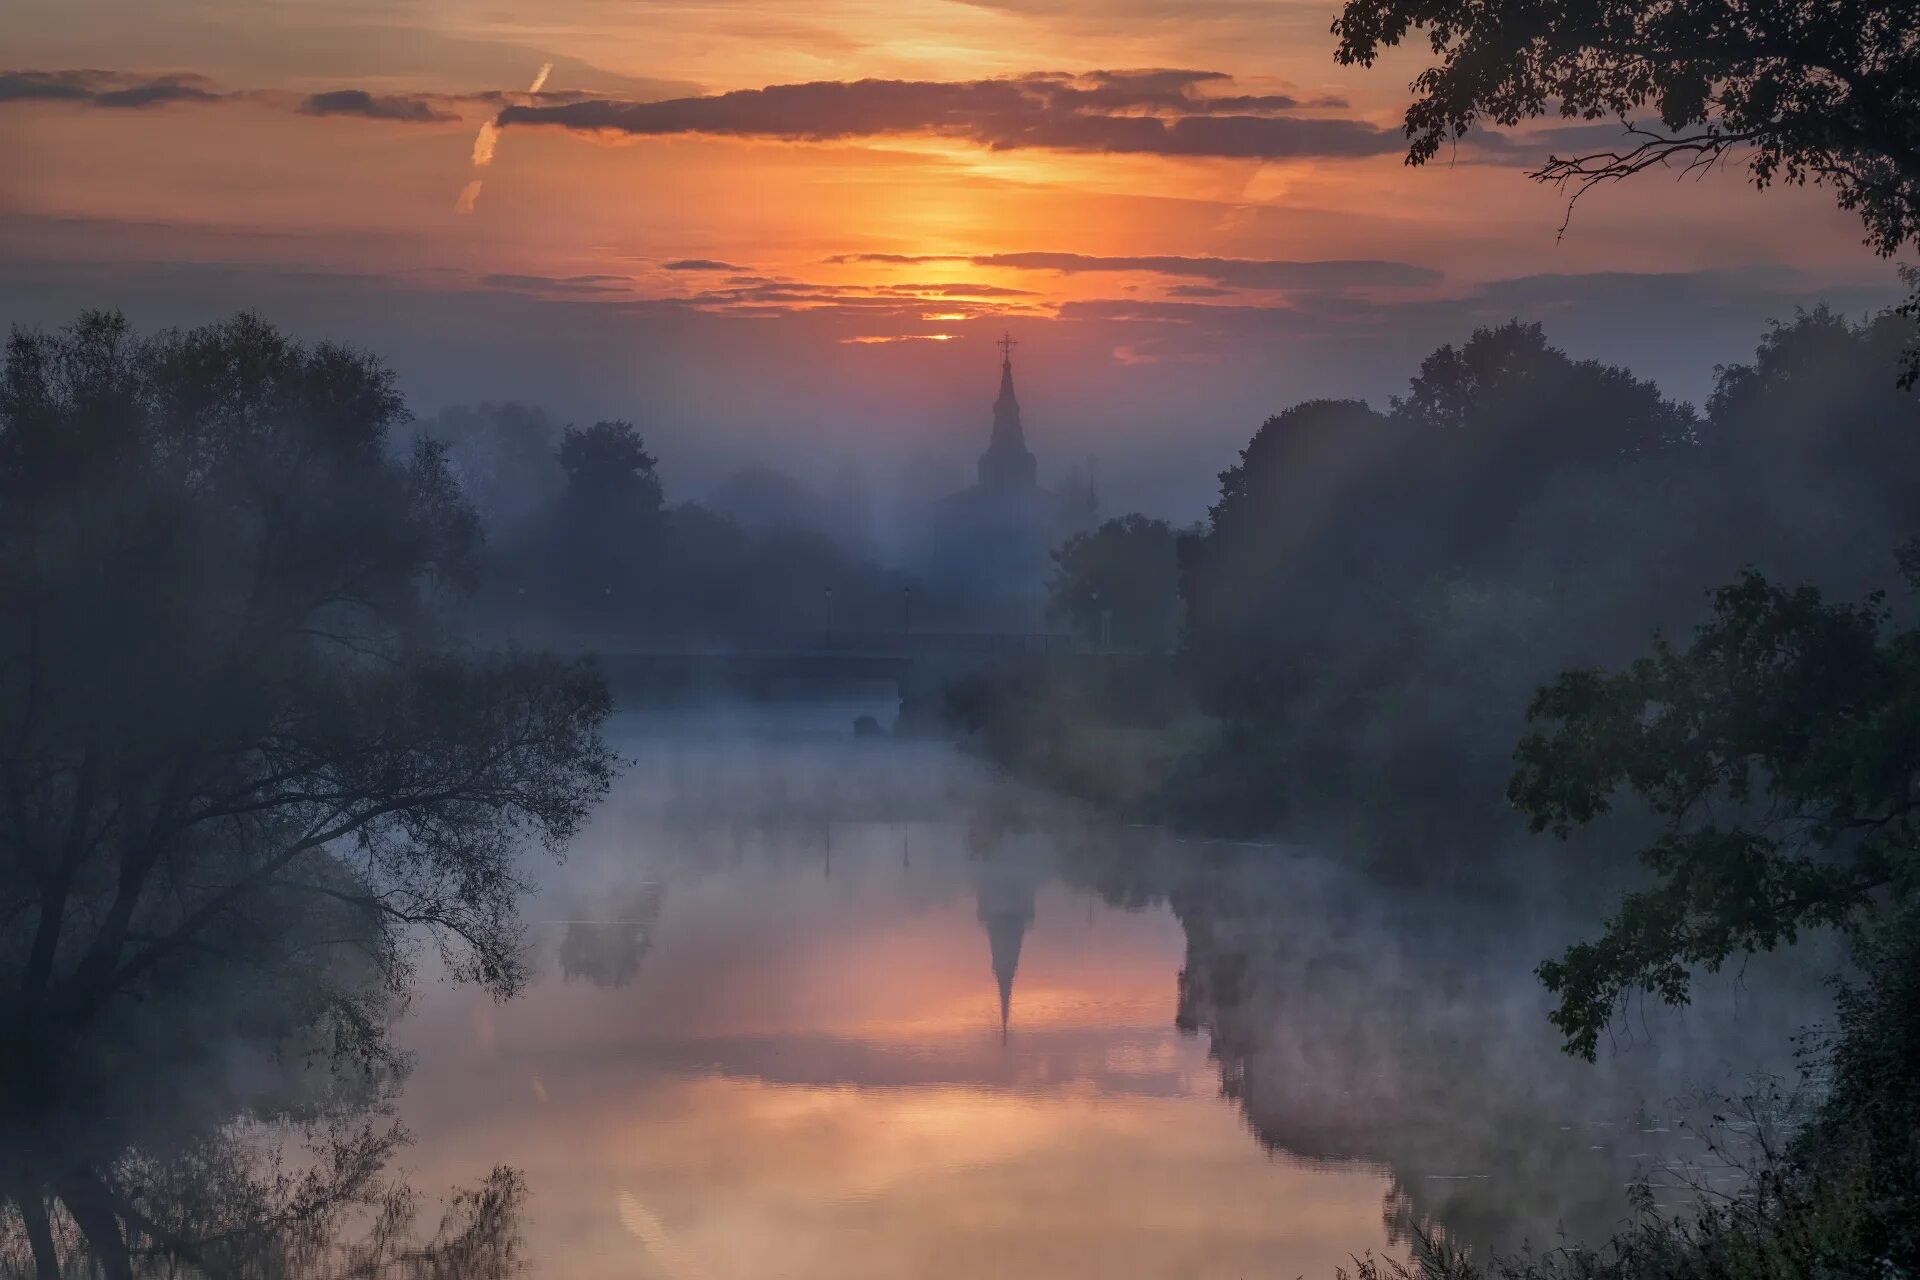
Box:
[917,335,1098,627]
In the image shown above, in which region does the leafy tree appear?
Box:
[1049,515,1185,652]
[556,419,661,507]
[1332,0,1920,384]
[1396,321,1695,460]
[0,312,616,1276]
[1509,548,1920,1059]
[538,419,667,617]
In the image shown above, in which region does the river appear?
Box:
[388,696,1827,1279]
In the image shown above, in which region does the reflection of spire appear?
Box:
[976,866,1036,1039]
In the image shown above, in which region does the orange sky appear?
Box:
[0,0,1904,516]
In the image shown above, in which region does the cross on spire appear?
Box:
[997,331,1018,364]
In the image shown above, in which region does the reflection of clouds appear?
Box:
[531,1073,1388,1280]
[393,704,1825,1278]
[392,750,1388,1278]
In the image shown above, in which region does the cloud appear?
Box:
[664,259,748,271]
[827,251,1440,290]
[872,282,1041,298]
[301,89,457,123]
[0,70,223,108]
[497,70,1410,160]
[481,273,634,294]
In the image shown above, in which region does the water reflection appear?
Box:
[6,700,1821,1276]
[382,700,1825,1278]
[559,886,666,989]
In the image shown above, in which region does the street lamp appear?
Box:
[825,587,834,646]
[902,585,912,639]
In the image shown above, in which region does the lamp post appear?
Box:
[825,587,834,646]
[902,585,912,639]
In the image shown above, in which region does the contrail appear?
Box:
[458,61,551,214]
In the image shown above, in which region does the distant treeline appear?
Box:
[407,410,918,645]
[958,307,1920,839]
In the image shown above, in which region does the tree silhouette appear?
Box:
[1049,515,1185,652]
[1333,0,1920,383]
[0,311,616,1276]
[540,420,666,617]
[1510,551,1920,1059]
[557,419,661,506]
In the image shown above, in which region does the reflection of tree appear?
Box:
[559,885,666,988]
[1,1122,527,1278]
[1060,834,1816,1259]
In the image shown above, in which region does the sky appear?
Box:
[0,0,1905,519]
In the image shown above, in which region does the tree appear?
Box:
[1395,321,1695,459]
[1049,515,1185,652]
[1332,0,1920,384]
[0,312,617,1275]
[541,419,666,617]
[1508,547,1920,1060]
[556,419,661,506]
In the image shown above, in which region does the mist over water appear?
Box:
[387,696,1830,1280]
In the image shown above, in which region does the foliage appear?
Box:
[1510,552,1919,1060]
[984,310,1919,855]
[0,1121,529,1279]
[1048,514,1186,652]
[1331,0,1920,384]
[450,425,909,644]
[1176,324,1708,831]
[555,419,660,505]
[1334,921,1920,1278]
[0,311,616,1276]
[942,654,1204,814]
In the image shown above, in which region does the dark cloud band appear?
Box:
[825,251,1441,289]
[0,70,223,108]
[302,89,458,123]
[497,71,1409,161]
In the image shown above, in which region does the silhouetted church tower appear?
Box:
[913,330,1098,629]
[978,332,1038,492]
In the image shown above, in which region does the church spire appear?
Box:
[978,332,1038,492]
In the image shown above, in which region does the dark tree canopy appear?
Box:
[1510,555,1920,1059]
[557,418,661,506]
[1395,321,1695,458]
[0,311,616,1276]
[1049,515,1185,653]
[1165,309,1917,836]
[1333,0,1920,382]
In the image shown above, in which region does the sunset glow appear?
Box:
[0,0,1900,516]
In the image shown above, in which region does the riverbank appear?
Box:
[926,651,1524,861]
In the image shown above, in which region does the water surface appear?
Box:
[392,699,1821,1279]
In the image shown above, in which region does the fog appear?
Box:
[375,699,1833,1279]
[2,285,1912,1277]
